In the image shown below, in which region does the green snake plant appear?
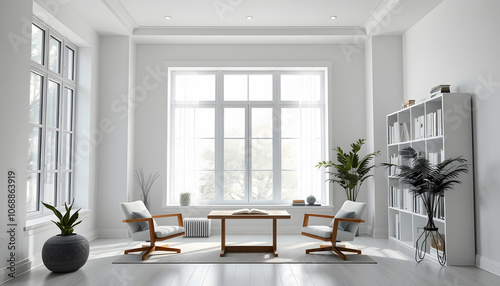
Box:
[42,199,82,235]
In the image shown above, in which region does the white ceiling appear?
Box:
[118,0,382,27]
[52,0,445,44]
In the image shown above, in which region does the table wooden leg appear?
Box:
[273,218,278,257]
[220,218,226,257]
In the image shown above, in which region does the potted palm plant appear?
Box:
[41,199,89,273]
[383,146,468,265]
[316,139,380,201]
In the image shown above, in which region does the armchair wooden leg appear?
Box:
[155,246,181,253]
[305,244,360,260]
[142,246,156,260]
[337,246,362,254]
[124,246,151,254]
[305,246,333,254]
[331,247,347,260]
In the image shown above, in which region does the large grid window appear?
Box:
[168,70,327,205]
[27,21,77,215]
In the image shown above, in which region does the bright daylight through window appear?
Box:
[168,69,327,205]
[27,21,77,216]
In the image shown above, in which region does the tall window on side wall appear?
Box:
[168,69,327,205]
[27,20,77,216]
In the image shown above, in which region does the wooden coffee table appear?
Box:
[207,210,291,257]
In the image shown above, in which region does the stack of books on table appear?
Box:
[430,85,450,97]
[292,199,305,206]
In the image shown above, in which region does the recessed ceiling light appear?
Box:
[246,16,253,20]
[164,16,172,20]
[330,16,337,20]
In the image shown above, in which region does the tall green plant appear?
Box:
[316,139,380,201]
[42,199,82,236]
[383,147,468,229]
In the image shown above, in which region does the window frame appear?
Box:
[27,19,77,217]
[167,68,327,206]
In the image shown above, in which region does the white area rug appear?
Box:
[112,239,376,264]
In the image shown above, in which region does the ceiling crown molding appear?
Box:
[362,0,444,35]
[101,0,138,32]
[134,26,366,37]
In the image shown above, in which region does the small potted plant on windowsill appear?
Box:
[41,199,89,273]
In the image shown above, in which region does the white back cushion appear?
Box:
[119,201,156,234]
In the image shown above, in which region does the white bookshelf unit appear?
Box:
[386,93,475,265]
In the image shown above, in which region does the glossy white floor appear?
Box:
[4,235,500,286]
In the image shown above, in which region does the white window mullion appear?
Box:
[246,105,251,203]
[273,71,282,203]
[215,71,224,203]
[39,73,49,214]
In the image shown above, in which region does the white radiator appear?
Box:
[183,217,211,237]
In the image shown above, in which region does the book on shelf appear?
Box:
[395,213,400,239]
[401,123,410,142]
[292,200,306,206]
[413,194,420,214]
[231,208,268,215]
[389,186,400,208]
[388,122,410,144]
[401,188,413,211]
[434,194,445,220]
[388,154,399,175]
[414,115,425,140]
[430,85,450,97]
[426,109,443,137]
[428,149,444,165]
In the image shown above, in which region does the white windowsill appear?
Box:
[24,209,92,231]
[163,205,334,211]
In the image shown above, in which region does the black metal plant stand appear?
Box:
[415,195,446,266]
[415,227,446,266]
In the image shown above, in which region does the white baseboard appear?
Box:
[83,229,99,241]
[0,256,37,284]
[367,226,388,237]
[476,254,500,276]
[98,228,129,238]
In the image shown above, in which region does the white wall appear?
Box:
[0,0,32,282]
[0,1,100,282]
[96,36,135,237]
[365,36,404,237]
[403,0,500,274]
[122,44,368,234]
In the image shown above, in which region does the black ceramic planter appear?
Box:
[42,234,89,273]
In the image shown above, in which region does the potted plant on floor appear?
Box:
[41,199,89,273]
[316,139,380,201]
[383,146,468,265]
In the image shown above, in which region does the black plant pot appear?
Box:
[42,234,89,273]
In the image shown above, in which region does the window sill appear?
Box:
[163,205,334,211]
[24,209,92,232]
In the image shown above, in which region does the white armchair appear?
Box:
[301,200,367,260]
[119,200,185,260]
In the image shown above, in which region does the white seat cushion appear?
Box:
[132,226,185,241]
[302,226,355,241]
